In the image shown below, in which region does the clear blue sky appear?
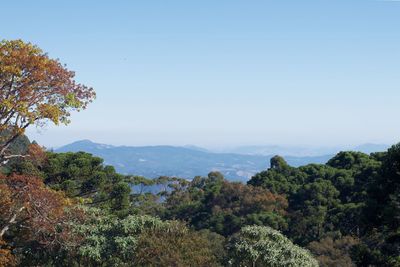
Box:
[1,0,400,148]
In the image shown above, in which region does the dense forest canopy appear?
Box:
[2,137,400,266]
[1,40,399,267]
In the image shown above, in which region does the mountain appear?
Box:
[56,140,335,181]
[216,145,339,157]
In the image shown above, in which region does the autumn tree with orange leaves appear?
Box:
[0,174,84,266]
[0,174,74,240]
[0,39,95,266]
[0,39,95,164]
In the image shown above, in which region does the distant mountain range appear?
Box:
[55,140,389,181]
[214,143,390,157]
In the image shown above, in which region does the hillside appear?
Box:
[56,140,333,181]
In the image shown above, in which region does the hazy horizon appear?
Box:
[3,0,400,148]
[45,138,390,157]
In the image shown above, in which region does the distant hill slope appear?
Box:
[56,140,334,181]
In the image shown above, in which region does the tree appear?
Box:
[130,175,155,194]
[227,225,318,267]
[0,39,95,163]
[42,152,131,214]
[373,144,400,231]
[72,208,176,266]
[289,178,340,244]
[248,156,303,195]
[0,174,82,266]
[0,174,69,240]
[308,236,359,267]
[359,143,400,266]
[164,173,288,236]
[134,222,221,267]
[109,182,131,216]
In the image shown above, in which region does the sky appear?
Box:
[1,0,400,149]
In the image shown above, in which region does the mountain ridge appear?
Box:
[55,140,389,181]
[55,140,337,181]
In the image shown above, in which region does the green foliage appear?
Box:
[355,144,400,266]
[69,208,223,267]
[164,172,288,236]
[308,236,359,267]
[248,145,400,266]
[249,156,303,195]
[42,152,132,214]
[227,225,318,267]
[367,144,400,230]
[134,222,222,267]
[72,208,168,266]
[289,178,340,243]
[4,135,400,266]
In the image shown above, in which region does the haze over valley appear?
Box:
[56,140,388,181]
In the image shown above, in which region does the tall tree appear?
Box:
[0,39,95,163]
